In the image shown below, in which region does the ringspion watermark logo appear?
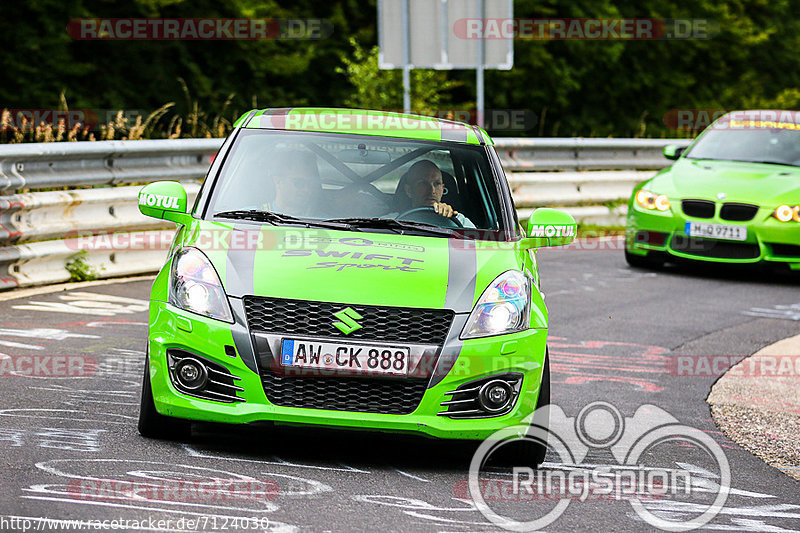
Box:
[468,401,730,531]
[67,18,333,40]
[453,18,716,40]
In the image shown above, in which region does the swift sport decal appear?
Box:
[284,236,425,253]
[309,262,422,272]
[282,249,425,272]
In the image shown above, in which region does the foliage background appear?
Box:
[2,0,799,140]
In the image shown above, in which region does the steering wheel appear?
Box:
[395,207,463,228]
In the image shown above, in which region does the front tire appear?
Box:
[138,352,190,440]
[493,351,550,468]
[625,249,665,269]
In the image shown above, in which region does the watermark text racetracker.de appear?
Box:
[667,354,800,377]
[67,18,333,40]
[453,18,716,40]
[0,355,97,377]
[467,401,730,531]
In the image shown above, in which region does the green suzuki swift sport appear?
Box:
[137,108,575,464]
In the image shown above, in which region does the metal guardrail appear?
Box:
[0,137,690,290]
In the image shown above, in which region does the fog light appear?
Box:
[175,358,208,390]
[478,380,513,412]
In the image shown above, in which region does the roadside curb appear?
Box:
[708,334,800,481]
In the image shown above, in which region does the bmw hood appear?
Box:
[650,158,800,205]
[180,221,525,313]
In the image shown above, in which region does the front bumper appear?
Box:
[147,299,548,440]
[626,205,800,268]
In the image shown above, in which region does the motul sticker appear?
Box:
[529,225,575,238]
[139,193,181,209]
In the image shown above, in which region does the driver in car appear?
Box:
[403,160,475,228]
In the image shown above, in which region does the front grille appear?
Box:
[769,243,800,257]
[243,296,454,345]
[261,372,427,414]
[671,237,760,259]
[720,203,759,222]
[682,199,715,218]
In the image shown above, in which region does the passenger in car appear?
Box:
[266,151,326,217]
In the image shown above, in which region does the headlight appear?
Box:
[169,247,233,323]
[773,204,800,222]
[636,190,671,212]
[461,271,531,339]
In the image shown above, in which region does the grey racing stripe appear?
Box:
[223,223,260,374]
[431,238,478,388]
[440,124,469,143]
[444,238,477,312]
[224,223,257,297]
[429,314,468,388]
[229,297,258,374]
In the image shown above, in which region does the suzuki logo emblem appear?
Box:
[332,307,363,335]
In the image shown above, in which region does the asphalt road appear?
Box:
[0,241,799,532]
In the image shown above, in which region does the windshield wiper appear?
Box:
[738,160,800,167]
[214,210,352,230]
[323,217,455,237]
[688,158,800,167]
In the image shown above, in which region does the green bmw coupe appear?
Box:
[626,110,800,270]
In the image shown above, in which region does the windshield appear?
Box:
[205,129,507,236]
[686,123,800,166]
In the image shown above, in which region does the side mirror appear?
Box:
[521,208,577,248]
[663,145,685,160]
[138,181,190,224]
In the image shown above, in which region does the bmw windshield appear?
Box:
[686,117,800,166]
[204,130,512,237]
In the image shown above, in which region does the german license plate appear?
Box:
[685,222,747,241]
[280,339,410,376]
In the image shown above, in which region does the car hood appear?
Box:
[181,221,525,313]
[649,158,800,205]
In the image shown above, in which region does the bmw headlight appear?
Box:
[773,204,800,222]
[636,190,671,212]
[461,271,531,339]
[169,247,233,323]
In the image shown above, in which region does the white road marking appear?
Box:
[394,469,431,483]
[13,292,148,316]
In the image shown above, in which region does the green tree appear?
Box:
[338,38,461,112]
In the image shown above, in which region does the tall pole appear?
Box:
[402,0,411,113]
[476,0,485,128]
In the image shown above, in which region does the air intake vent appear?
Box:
[261,372,427,414]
